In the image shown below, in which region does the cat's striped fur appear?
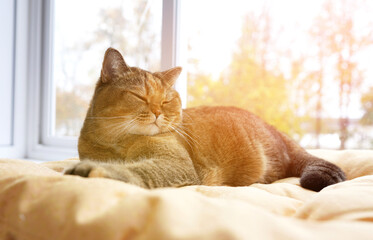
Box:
[66,48,346,191]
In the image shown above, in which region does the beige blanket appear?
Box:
[0,150,372,240]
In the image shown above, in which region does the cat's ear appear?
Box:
[100,48,130,83]
[155,67,182,88]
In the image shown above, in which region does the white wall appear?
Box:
[0,0,15,146]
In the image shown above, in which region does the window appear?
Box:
[2,0,372,161]
[13,0,179,160]
[180,0,373,149]
[0,0,27,158]
[51,0,163,138]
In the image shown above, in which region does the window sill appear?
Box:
[27,143,78,161]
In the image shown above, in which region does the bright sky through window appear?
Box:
[53,0,373,149]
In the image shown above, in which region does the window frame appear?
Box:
[24,0,183,161]
[0,0,28,159]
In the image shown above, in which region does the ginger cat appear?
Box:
[66,47,346,191]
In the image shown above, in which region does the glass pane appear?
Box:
[53,0,162,137]
[180,0,373,149]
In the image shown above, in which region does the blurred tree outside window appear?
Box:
[53,0,161,137]
[53,0,373,149]
[182,0,373,149]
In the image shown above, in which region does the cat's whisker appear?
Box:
[108,121,129,138]
[182,111,194,121]
[168,125,197,154]
[82,115,138,136]
[175,120,193,126]
[136,118,152,121]
[175,125,200,147]
[179,114,195,126]
[93,123,124,144]
[93,119,136,145]
[89,118,138,144]
[86,116,129,120]
[119,119,138,134]
[169,121,200,149]
[111,118,138,137]
[177,124,201,141]
[83,121,125,134]
[162,116,174,122]
[168,125,193,150]
[162,116,175,128]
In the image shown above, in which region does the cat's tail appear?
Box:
[281,133,346,192]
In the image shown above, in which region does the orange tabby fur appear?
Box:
[66,48,346,191]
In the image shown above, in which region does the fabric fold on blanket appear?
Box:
[0,150,372,240]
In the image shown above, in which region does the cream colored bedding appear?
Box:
[0,150,372,240]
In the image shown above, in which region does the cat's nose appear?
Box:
[152,109,162,118]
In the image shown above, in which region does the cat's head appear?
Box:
[87,47,182,136]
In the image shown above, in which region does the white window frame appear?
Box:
[2,0,182,161]
[0,0,28,159]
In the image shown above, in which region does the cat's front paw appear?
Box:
[65,161,107,178]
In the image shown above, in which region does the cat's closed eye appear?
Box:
[127,91,148,104]
[161,100,172,105]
